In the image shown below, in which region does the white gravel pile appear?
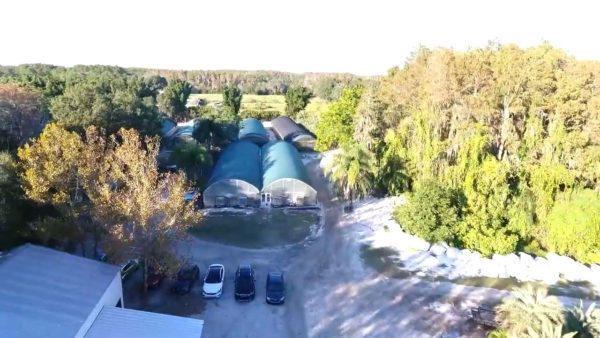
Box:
[351,197,600,289]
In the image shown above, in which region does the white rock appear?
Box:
[405,234,431,251]
[519,253,535,267]
[445,247,461,260]
[531,257,560,284]
[478,258,500,278]
[430,243,447,257]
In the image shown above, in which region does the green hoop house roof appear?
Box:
[261,141,312,188]
[207,140,262,190]
[238,118,269,145]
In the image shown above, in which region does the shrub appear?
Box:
[546,189,600,264]
[393,180,461,245]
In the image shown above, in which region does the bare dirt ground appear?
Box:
[127,158,530,337]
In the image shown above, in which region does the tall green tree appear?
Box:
[171,142,212,182]
[325,142,376,208]
[284,86,312,118]
[222,84,243,114]
[315,86,363,151]
[158,79,192,121]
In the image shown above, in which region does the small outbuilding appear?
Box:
[238,118,269,145]
[261,141,317,207]
[203,140,262,208]
[271,116,316,150]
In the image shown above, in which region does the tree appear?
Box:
[190,106,238,150]
[496,285,565,337]
[222,84,242,114]
[325,142,376,209]
[50,72,160,135]
[158,79,192,121]
[284,86,312,118]
[315,86,363,151]
[0,84,47,150]
[93,128,200,291]
[0,152,32,249]
[171,142,212,182]
[17,123,86,250]
[393,180,460,246]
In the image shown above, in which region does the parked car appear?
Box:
[234,264,255,301]
[120,259,139,280]
[171,265,200,294]
[266,271,285,304]
[202,264,225,298]
[146,265,166,290]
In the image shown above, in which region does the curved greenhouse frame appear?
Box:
[203,141,262,207]
[238,118,269,145]
[261,141,317,207]
[271,116,316,150]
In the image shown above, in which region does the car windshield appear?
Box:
[268,279,283,291]
[206,268,221,283]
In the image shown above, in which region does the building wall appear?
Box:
[75,272,123,338]
[261,178,318,207]
[203,179,261,208]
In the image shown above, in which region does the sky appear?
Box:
[1,0,599,75]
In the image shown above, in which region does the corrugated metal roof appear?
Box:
[207,140,263,189]
[271,116,315,143]
[261,141,311,187]
[0,244,120,338]
[85,306,203,338]
[238,118,269,145]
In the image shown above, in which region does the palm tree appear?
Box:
[564,301,600,338]
[496,285,565,337]
[325,142,376,209]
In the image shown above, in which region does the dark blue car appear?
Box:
[266,272,285,304]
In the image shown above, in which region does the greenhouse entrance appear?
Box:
[261,193,272,207]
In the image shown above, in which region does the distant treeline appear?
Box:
[130,68,368,100]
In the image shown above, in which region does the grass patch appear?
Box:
[188,94,329,124]
[189,209,318,248]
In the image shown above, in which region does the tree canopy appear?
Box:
[284,86,312,118]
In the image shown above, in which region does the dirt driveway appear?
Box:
[174,158,504,338]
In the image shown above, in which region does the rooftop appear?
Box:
[0,244,120,338]
[85,306,203,338]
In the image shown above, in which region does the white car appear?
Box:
[203,264,225,298]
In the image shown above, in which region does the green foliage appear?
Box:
[326,142,376,205]
[239,109,280,121]
[158,79,192,121]
[315,86,364,151]
[546,189,600,264]
[393,180,460,245]
[361,43,600,261]
[284,86,312,118]
[171,142,212,182]
[49,66,161,135]
[189,106,238,150]
[222,84,243,114]
[496,285,565,337]
[564,301,600,338]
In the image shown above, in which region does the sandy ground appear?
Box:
[172,158,514,338]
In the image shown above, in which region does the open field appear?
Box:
[189,208,319,248]
[188,93,329,121]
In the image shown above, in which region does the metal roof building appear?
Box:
[261,141,317,207]
[271,116,316,150]
[203,140,262,208]
[0,244,204,338]
[85,306,203,338]
[238,118,269,145]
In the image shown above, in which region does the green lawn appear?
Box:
[189,209,319,248]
